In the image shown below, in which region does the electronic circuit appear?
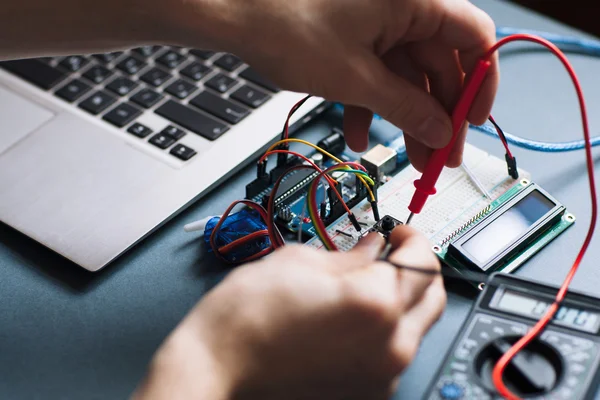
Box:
[437,182,574,276]
[425,273,600,400]
[361,215,403,240]
[245,127,405,239]
[305,144,575,282]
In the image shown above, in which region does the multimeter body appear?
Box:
[425,273,600,400]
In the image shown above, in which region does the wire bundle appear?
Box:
[209,97,379,259]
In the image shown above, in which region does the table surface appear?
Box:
[3,1,600,399]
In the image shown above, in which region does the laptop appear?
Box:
[0,46,326,271]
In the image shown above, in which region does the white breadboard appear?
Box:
[306,143,530,251]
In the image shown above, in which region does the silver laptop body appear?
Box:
[0,47,325,271]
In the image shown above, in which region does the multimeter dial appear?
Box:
[428,314,599,400]
[474,336,562,396]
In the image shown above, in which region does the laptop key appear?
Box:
[165,79,197,99]
[205,73,237,93]
[156,50,185,69]
[59,56,89,72]
[117,56,146,75]
[180,62,211,81]
[214,54,243,72]
[127,122,153,138]
[133,46,161,58]
[0,59,66,90]
[140,67,172,87]
[161,125,186,140]
[170,144,197,161]
[149,133,176,149]
[189,50,215,60]
[190,91,249,124]
[79,91,117,115]
[239,67,279,92]
[231,85,270,108]
[106,76,138,96]
[131,88,164,108]
[92,52,122,64]
[83,65,113,84]
[55,79,91,102]
[102,103,142,127]
[155,100,229,140]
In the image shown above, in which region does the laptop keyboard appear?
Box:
[0,47,278,161]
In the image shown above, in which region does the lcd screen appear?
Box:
[462,190,555,265]
[494,289,600,333]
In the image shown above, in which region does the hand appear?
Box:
[133,228,446,400]
[166,0,499,170]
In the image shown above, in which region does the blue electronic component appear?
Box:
[438,382,465,400]
[203,209,271,263]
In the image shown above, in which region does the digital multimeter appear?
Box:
[425,273,600,400]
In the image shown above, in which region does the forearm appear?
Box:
[132,328,233,400]
[0,0,235,60]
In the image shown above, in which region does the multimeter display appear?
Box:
[492,289,600,334]
[461,190,555,265]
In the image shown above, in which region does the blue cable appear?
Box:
[335,28,600,153]
[470,27,600,152]
[495,27,600,54]
[470,124,600,152]
[336,27,600,153]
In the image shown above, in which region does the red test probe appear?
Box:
[406,60,492,225]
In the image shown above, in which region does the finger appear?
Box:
[343,105,373,152]
[409,40,463,113]
[386,225,440,312]
[346,48,452,150]
[434,0,499,124]
[379,47,437,172]
[350,232,386,260]
[392,276,446,366]
[408,40,466,167]
[400,276,446,334]
[404,134,432,172]
[341,261,402,325]
[325,233,385,275]
[446,123,468,167]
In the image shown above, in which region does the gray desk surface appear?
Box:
[3,1,600,399]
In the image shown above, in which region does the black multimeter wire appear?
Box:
[378,244,490,285]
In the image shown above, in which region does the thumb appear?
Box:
[346,51,452,151]
[326,233,385,275]
[349,232,385,261]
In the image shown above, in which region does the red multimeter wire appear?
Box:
[406,34,596,400]
[406,60,491,222]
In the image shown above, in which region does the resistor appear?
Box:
[440,205,492,246]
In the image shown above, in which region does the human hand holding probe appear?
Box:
[0,0,501,398]
[406,59,491,225]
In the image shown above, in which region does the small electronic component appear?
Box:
[317,128,346,156]
[311,152,324,169]
[362,215,403,240]
[203,208,271,263]
[447,184,566,272]
[276,205,293,223]
[360,144,398,180]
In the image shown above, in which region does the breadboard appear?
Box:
[306,143,530,251]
